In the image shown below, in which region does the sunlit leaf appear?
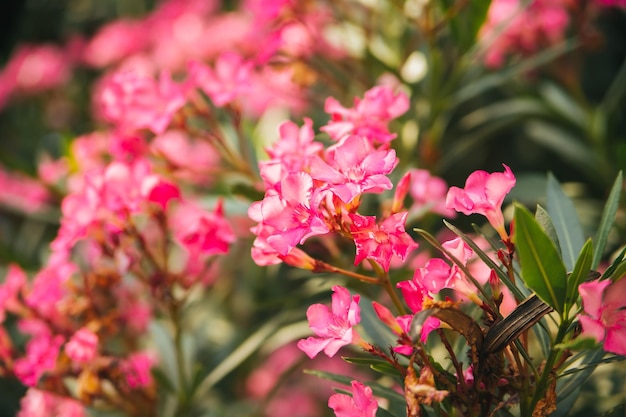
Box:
[513,203,567,314]
[546,173,585,271]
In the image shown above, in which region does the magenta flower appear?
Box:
[188,52,253,106]
[578,277,626,356]
[65,328,98,363]
[121,351,156,388]
[349,212,418,272]
[297,286,361,358]
[310,135,397,203]
[445,164,516,240]
[96,68,185,134]
[328,380,378,417]
[321,85,409,144]
[249,172,330,256]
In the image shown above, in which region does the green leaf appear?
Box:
[607,258,626,283]
[535,205,560,250]
[593,171,623,269]
[601,246,626,280]
[546,173,585,271]
[566,239,593,308]
[513,203,567,314]
[555,337,598,352]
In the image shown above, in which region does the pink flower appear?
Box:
[0,44,71,96]
[479,0,570,68]
[297,286,361,358]
[328,380,378,417]
[310,135,397,203]
[170,199,236,260]
[0,264,26,323]
[96,68,185,134]
[121,351,156,388]
[82,19,148,68]
[65,328,98,363]
[188,52,253,106]
[445,164,516,240]
[408,169,455,217]
[17,388,86,417]
[13,324,64,387]
[259,118,323,188]
[578,277,626,356]
[0,165,50,213]
[350,212,418,272]
[321,85,409,143]
[249,172,330,256]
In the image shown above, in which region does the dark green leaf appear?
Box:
[152,367,177,394]
[566,239,593,308]
[593,171,623,269]
[601,246,626,280]
[513,203,567,314]
[546,173,585,271]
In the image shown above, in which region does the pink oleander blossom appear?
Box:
[349,212,417,272]
[65,328,98,363]
[13,323,64,387]
[297,286,361,358]
[259,118,323,188]
[249,172,330,256]
[0,264,26,322]
[0,166,50,213]
[321,85,409,143]
[0,44,71,97]
[121,351,156,388]
[408,169,455,217]
[578,277,626,356]
[309,135,397,203]
[328,380,378,417]
[479,0,570,68]
[96,68,185,134]
[188,52,253,106]
[17,388,86,417]
[170,199,236,261]
[82,19,149,68]
[445,164,516,240]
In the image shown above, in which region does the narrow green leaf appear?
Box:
[546,173,585,271]
[593,171,623,269]
[513,203,567,314]
[566,239,594,308]
[607,259,626,283]
[304,369,407,404]
[601,246,626,280]
[535,205,561,251]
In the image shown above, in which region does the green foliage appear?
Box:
[513,203,567,314]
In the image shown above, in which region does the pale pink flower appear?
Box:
[0,264,26,322]
[151,130,220,184]
[121,351,156,388]
[170,199,236,271]
[297,286,361,358]
[82,19,148,68]
[310,135,397,203]
[0,44,71,95]
[14,323,64,386]
[479,0,570,68]
[445,164,516,240]
[0,166,50,213]
[96,68,185,134]
[408,169,455,217]
[328,380,378,417]
[321,85,409,143]
[249,172,330,256]
[259,118,323,188]
[188,52,253,106]
[65,328,98,363]
[578,277,626,356]
[241,65,308,116]
[17,388,86,417]
[350,212,418,272]
[25,259,75,319]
